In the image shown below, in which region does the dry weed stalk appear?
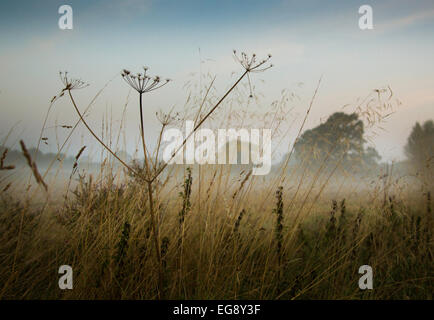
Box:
[59,71,138,177]
[152,51,272,182]
[64,146,87,205]
[121,67,171,298]
[19,140,47,191]
[2,182,12,192]
[273,186,284,273]
[0,149,15,170]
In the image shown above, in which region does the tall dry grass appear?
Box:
[0,54,432,299]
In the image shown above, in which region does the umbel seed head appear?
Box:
[121,67,170,94]
[232,50,273,98]
[233,50,273,73]
[156,109,180,126]
[59,71,89,91]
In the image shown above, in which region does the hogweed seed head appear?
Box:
[233,50,273,73]
[156,109,180,126]
[121,67,170,94]
[59,71,89,91]
[233,50,273,97]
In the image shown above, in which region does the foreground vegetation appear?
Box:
[0,165,432,299]
[0,53,432,299]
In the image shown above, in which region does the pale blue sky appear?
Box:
[1,0,433,161]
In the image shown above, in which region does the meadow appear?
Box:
[0,52,432,299]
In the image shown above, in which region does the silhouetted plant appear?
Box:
[179,167,193,228]
[338,199,347,242]
[325,200,337,242]
[234,209,245,235]
[0,149,15,171]
[273,186,284,269]
[59,51,273,299]
[114,221,131,286]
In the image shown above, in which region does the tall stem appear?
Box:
[151,70,249,183]
[139,92,164,299]
[139,93,150,176]
[147,180,163,299]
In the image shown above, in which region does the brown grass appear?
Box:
[0,53,432,300]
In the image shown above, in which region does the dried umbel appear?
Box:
[233,50,273,97]
[121,66,172,299]
[121,66,171,179]
[59,71,89,91]
[55,52,272,299]
[152,51,273,182]
[233,50,273,73]
[121,67,170,94]
[60,72,138,178]
[156,109,180,127]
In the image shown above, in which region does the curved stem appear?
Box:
[67,90,139,177]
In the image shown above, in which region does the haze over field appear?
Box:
[1,0,434,162]
[0,1,433,301]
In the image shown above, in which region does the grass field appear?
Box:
[0,63,432,300]
[0,152,432,300]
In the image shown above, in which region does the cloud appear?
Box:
[377,9,434,32]
[105,0,152,18]
[80,0,153,23]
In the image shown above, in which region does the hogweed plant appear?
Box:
[59,72,138,176]
[60,51,273,299]
[2,52,433,300]
[233,50,273,98]
[151,51,273,181]
[121,67,170,177]
[121,67,171,298]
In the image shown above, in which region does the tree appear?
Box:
[294,112,380,169]
[363,146,381,167]
[404,120,434,172]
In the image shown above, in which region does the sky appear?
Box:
[0,0,433,163]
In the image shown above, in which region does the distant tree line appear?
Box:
[293,112,381,171]
[287,111,433,176]
[404,119,434,182]
[0,146,75,167]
